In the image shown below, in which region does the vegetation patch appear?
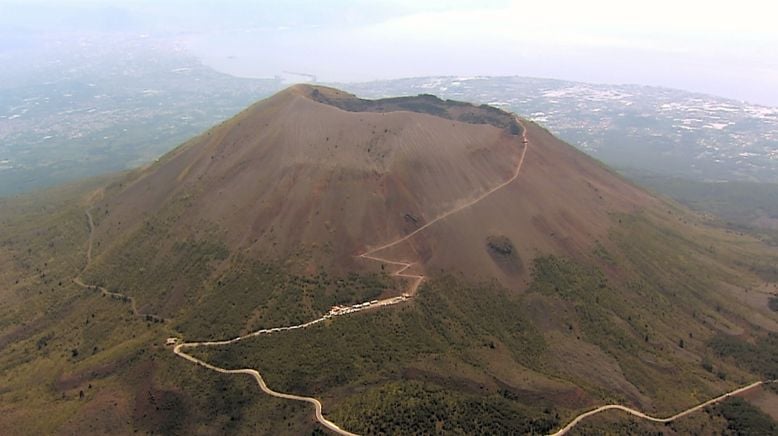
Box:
[175,260,391,340]
[150,344,315,435]
[610,212,732,301]
[707,333,778,379]
[711,397,778,435]
[530,256,640,354]
[330,381,558,435]
[527,233,760,413]
[84,225,228,317]
[188,277,549,423]
[0,202,89,284]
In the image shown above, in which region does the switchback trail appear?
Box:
[548,380,776,435]
[357,119,530,297]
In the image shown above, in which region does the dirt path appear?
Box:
[84,210,94,268]
[76,207,402,433]
[170,299,415,436]
[360,123,530,258]
[548,380,776,435]
[174,341,357,435]
[356,120,530,297]
[72,210,166,322]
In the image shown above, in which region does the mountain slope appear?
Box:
[88,85,524,271]
[84,84,654,304]
[0,85,776,435]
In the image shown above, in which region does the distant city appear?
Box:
[339,77,778,184]
[2,35,777,197]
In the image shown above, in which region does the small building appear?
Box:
[165,337,178,346]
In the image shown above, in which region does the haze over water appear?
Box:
[3,0,778,106]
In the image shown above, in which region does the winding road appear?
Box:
[70,118,773,435]
[175,342,357,435]
[548,380,775,435]
[170,296,410,436]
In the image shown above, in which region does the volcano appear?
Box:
[87,84,654,300]
[3,85,776,435]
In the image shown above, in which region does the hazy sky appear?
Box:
[3,0,778,106]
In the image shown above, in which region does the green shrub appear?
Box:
[713,397,777,435]
[708,333,778,379]
[330,381,558,435]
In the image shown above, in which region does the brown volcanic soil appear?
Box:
[91,86,520,266]
[360,120,656,288]
[89,85,653,288]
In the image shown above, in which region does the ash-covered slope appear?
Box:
[87,84,653,295]
[89,85,527,270]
